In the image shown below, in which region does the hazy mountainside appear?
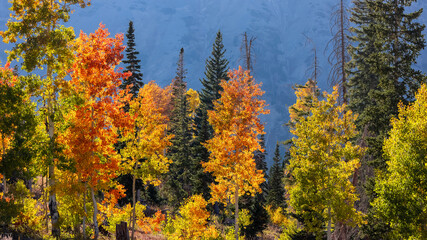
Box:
[1,0,427,165]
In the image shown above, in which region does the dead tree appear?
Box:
[326,0,350,104]
[240,32,256,73]
[304,34,321,82]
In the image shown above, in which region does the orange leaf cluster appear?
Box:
[0,62,17,87]
[137,210,165,234]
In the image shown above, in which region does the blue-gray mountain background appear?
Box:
[1,0,426,166]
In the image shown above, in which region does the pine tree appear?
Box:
[164,48,193,210]
[117,20,144,207]
[192,31,229,199]
[267,142,285,209]
[121,21,143,98]
[347,1,426,238]
[199,31,230,111]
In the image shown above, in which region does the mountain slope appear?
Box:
[1,0,426,164]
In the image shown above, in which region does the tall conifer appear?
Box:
[122,21,143,98]
[267,142,285,209]
[348,0,426,238]
[164,48,193,210]
[192,31,229,199]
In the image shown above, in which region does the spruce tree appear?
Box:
[347,0,426,238]
[164,48,193,210]
[117,21,145,207]
[192,31,229,199]
[199,31,230,111]
[122,21,143,98]
[267,142,285,209]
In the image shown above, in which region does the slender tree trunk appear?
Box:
[44,175,49,234]
[234,183,239,240]
[131,174,136,240]
[46,11,60,235]
[327,206,332,240]
[2,135,6,198]
[83,183,87,239]
[48,73,60,238]
[90,186,99,239]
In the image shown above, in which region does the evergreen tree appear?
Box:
[121,21,143,98]
[192,31,229,199]
[117,21,145,207]
[347,0,426,238]
[164,48,193,210]
[199,31,230,111]
[267,142,285,209]
[348,0,425,172]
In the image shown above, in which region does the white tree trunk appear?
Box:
[91,186,99,239]
[234,183,239,240]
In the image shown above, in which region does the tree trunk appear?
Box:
[116,221,130,240]
[131,174,136,240]
[234,183,239,240]
[2,135,6,198]
[90,186,99,239]
[83,184,87,239]
[327,206,332,240]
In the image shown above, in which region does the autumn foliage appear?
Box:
[59,24,131,189]
[203,66,269,204]
[164,194,218,240]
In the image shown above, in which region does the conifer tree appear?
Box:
[117,20,144,207]
[121,20,143,98]
[164,48,193,210]
[348,0,425,170]
[192,31,229,199]
[199,31,230,111]
[347,1,426,238]
[267,142,285,209]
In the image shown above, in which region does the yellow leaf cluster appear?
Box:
[165,194,218,240]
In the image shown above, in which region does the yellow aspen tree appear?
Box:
[1,1,90,237]
[287,82,364,240]
[120,81,173,240]
[164,194,218,240]
[374,84,427,239]
[203,66,269,240]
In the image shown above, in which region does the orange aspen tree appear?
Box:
[120,81,173,240]
[203,66,269,240]
[59,24,131,239]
